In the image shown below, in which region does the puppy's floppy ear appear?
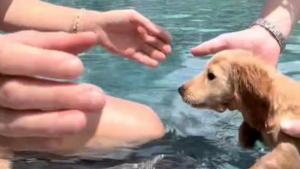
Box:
[230,62,274,115]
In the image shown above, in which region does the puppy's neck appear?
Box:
[231,61,275,131]
[235,93,274,131]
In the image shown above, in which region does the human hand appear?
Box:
[190,25,281,68]
[0,30,105,152]
[82,9,172,68]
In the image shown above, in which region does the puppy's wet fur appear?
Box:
[178,49,300,169]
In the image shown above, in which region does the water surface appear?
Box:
[11,0,300,168]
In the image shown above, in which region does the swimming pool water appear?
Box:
[11,0,300,168]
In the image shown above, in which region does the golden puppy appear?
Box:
[178,49,300,169]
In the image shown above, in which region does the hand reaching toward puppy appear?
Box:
[82,9,172,68]
[191,26,281,68]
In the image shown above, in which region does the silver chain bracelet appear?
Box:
[251,18,286,53]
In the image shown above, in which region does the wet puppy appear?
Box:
[178,49,300,169]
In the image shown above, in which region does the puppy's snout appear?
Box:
[178,86,185,96]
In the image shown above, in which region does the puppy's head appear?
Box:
[178,49,273,113]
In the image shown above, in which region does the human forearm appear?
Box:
[0,0,79,32]
[256,0,300,38]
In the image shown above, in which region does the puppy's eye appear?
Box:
[207,72,215,81]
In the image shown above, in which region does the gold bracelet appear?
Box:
[71,8,85,33]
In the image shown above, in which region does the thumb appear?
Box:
[190,35,228,57]
[281,120,300,138]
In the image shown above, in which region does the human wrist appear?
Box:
[250,19,286,53]
[256,17,292,39]
[249,25,281,54]
[257,0,297,38]
[75,10,105,33]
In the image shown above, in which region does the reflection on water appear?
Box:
[12,0,300,168]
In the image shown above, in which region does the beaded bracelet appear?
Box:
[71,8,85,33]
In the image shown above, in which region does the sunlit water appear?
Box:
[10,0,300,168]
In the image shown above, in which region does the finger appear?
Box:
[141,44,166,62]
[0,41,84,79]
[0,108,87,138]
[138,26,171,55]
[25,31,97,55]
[152,25,173,44]
[130,10,172,43]
[129,51,159,68]
[0,136,66,152]
[190,35,228,57]
[4,31,97,55]
[281,120,300,138]
[0,136,60,152]
[0,76,105,111]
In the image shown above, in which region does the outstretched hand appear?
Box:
[190,26,281,68]
[83,9,172,68]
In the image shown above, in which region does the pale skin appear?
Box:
[0,0,172,68]
[0,0,300,157]
[0,31,165,155]
[191,0,300,138]
[0,0,172,157]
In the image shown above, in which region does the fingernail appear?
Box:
[280,120,293,130]
[63,58,84,79]
[190,47,197,52]
[163,45,171,55]
[76,84,106,112]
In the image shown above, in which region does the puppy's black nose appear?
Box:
[178,86,185,95]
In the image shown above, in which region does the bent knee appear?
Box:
[118,104,165,147]
[103,96,165,146]
[138,105,165,141]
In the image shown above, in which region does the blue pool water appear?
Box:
[11,0,300,169]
